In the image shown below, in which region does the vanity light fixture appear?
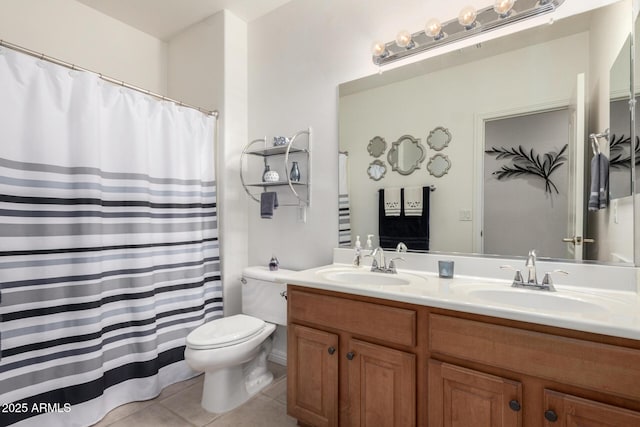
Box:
[458,5,478,29]
[371,0,565,66]
[395,30,415,49]
[371,40,389,58]
[425,18,445,40]
[494,0,516,18]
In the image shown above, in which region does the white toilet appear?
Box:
[184,266,291,413]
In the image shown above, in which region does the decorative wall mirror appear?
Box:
[427,154,451,178]
[427,127,452,151]
[367,136,387,157]
[367,159,387,181]
[387,135,425,175]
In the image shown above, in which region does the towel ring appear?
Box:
[589,128,609,156]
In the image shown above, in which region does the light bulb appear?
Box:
[425,18,444,40]
[395,30,414,49]
[371,40,388,58]
[458,5,477,29]
[494,0,515,17]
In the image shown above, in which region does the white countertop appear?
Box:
[280,260,640,341]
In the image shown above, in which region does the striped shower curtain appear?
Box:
[0,48,222,426]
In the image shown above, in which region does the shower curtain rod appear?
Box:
[0,39,219,118]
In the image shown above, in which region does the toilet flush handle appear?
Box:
[280,291,287,300]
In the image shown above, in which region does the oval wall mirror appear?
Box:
[387,135,425,175]
[367,136,387,157]
[367,159,387,181]
[427,126,452,151]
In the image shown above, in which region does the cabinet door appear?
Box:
[287,324,339,427]
[428,360,522,427]
[544,390,640,426]
[346,338,416,427]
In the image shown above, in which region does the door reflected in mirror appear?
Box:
[338,0,634,266]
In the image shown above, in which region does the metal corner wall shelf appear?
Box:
[240,128,312,207]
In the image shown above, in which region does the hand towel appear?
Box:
[588,153,609,211]
[260,192,279,219]
[384,187,401,216]
[403,186,423,216]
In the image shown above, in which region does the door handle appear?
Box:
[562,236,595,245]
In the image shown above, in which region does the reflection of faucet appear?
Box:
[525,249,537,285]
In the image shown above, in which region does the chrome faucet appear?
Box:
[501,250,567,292]
[369,247,386,271]
[366,246,404,274]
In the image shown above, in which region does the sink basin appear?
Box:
[316,268,411,286]
[460,287,609,314]
[470,289,607,313]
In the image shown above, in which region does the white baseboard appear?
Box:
[268,348,287,366]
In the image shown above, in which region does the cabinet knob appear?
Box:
[508,400,521,412]
[327,346,336,355]
[346,351,355,360]
[544,410,558,422]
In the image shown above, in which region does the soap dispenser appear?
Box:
[353,236,362,266]
[366,234,374,250]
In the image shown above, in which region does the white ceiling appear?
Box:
[76,0,294,40]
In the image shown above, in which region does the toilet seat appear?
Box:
[186,314,266,350]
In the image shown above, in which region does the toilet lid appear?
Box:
[186,314,266,350]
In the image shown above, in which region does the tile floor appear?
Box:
[92,363,297,427]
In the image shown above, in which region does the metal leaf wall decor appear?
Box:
[609,134,640,169]
[485,144,568,194]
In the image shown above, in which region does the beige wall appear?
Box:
[167,10,248,317]
[0,0,167,93]
[247,0,623,270]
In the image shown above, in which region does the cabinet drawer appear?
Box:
[429,314,640,401]
[289,289,416,347]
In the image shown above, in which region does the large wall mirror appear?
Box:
[338,0,636,266]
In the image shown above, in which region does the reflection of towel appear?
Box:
[379,187,430,250]
[404,186,423,216]
[588,153,609,211]
[260,192,279,219]
[384,187,401,216]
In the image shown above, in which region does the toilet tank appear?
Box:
[242,266,294,326]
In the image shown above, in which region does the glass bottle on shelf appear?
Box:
[262,164,279,182]
[289,161,301,182]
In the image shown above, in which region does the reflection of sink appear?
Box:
[461,288,609,314]
[317,268,411,286]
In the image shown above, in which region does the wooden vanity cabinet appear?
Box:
[428,360,523,427]
[287,285,640,427]
[428,313,640,427]
[288,324,339,427]
[287,287,418,427]
[543,390,640,426]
